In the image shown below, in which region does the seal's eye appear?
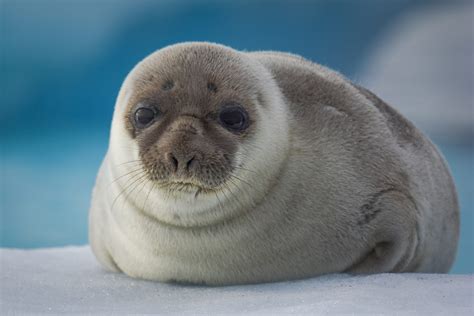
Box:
[219,106,249,132]
[134,107,156,128]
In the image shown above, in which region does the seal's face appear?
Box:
[122,44,261,196]
[126,86,255,194]
[109,43,289,225]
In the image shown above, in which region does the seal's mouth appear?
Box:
[157,179,218,196]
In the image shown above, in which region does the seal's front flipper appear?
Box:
[346,188,420,274]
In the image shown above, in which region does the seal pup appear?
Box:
[89,42,459,285]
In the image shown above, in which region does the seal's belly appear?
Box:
[103,206,356,285]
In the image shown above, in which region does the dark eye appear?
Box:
[219,105,249,132]
[134,107,156,128]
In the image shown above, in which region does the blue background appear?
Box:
[1,0,472,274]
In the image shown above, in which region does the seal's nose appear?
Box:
[166,151,196,173]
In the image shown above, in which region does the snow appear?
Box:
[1,246,472,315]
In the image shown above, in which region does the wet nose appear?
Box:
[166,151,196,173]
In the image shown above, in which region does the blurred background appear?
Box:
[1,0,472,273]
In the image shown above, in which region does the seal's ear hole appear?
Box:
[162,80,174,90]
[207,82,218,93]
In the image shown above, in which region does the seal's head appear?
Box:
[108,43,289,226]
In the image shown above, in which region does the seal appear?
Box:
[89,42,460,285]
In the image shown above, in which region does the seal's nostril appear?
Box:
[168,153,178,172]
[167,152,195,173]
[186,156,196,171]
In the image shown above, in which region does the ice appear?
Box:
[1,246,472,315]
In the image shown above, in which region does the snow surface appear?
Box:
[0,246,472,315]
